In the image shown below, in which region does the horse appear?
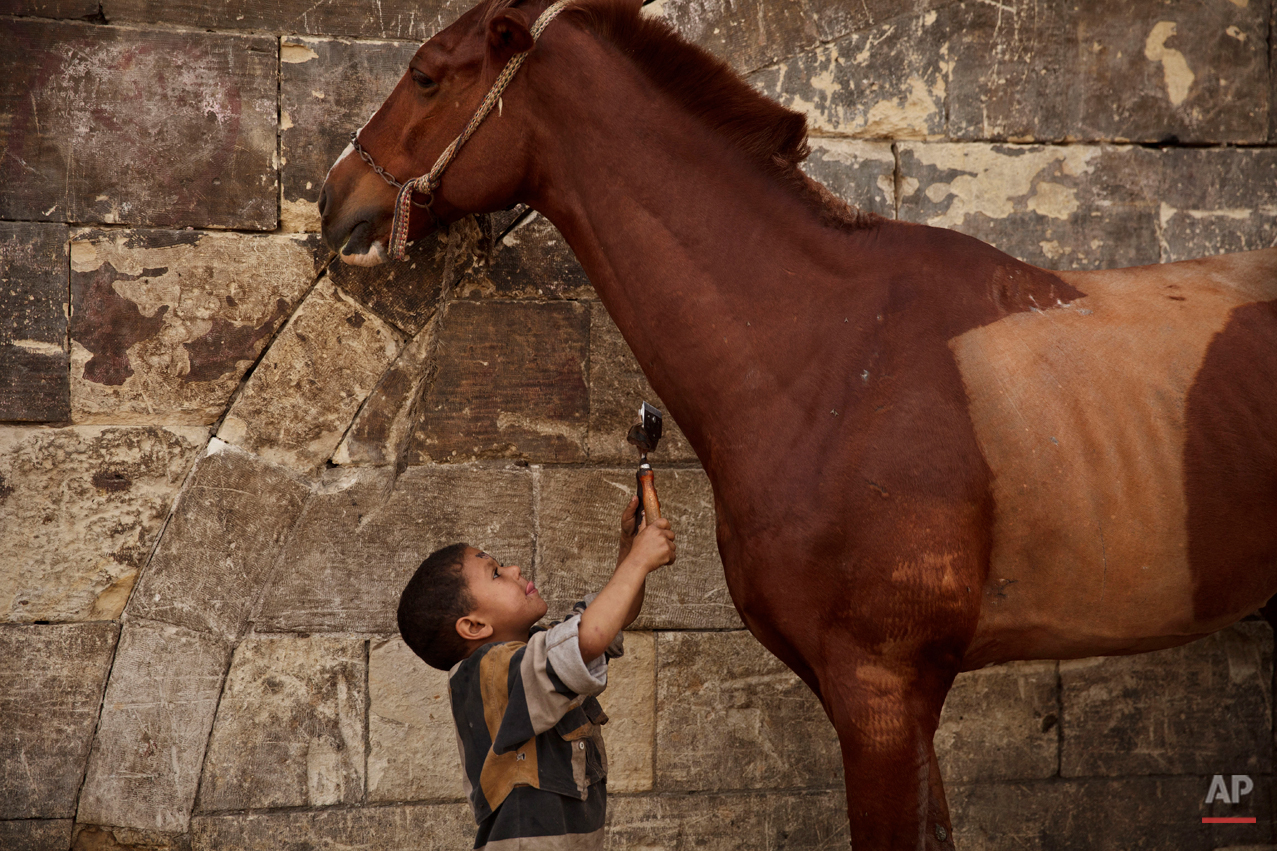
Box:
[317,0,1277,846]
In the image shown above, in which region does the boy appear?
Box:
[397,495,676,850]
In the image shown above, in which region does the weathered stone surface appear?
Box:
[454,210,593,301]
[0,425,206,623]
[537,468,739,630]
[655,630,840,792]
[646,0,820,76]
[802,0,960,45]
[218,277,403,472]
[128,441,310,641]
[949,776,1273,850]
[191,803,474,851]
[198,635,366,811]
[279,36,420,234]
[1061,623,1273,778]
[749,12,948,140]
[606,790,849,850]
[935,661,1058,783]
[898,143,1163,270]
[1156,148,1277,262]
[946,0,1271,145]
[596,630,656,794]
[368,637,464,803]
[0,223,70,423]
[328,231,448,336]
[69,231,319,424]
[0,623,119,818]
[1,21,277,228]
[407,300,589,463]
[801,140,897,219]
[0,0,98,17]
[106,0,471,41]
[71,825,192,851]
[586,303,696,464]
[79,620,230,833]
[0,820,75,851]
[255,464,533,633]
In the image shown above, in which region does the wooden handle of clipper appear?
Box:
[638,467,661,523]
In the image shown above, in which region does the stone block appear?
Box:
[198,635,366,811]
[898,143,1163,270]
[0,425,206,623]
[327,232,448,336]
[128,441,310,641]
[105,0,471,40]
[218,277,403,472]
[78,620,231,833]
[0,223,70,423]
[0,21,277,228]
[255,464,533,633]
[595,630,655,794]
[585,303,696,464]
[1156,148,1277,262]
[801,140,897,219]
[0,0,98,16]
[191,803,474,851]
[537,467,739,630]
[935,661,1058,783]
[645,0,820,75]
[0,623,119,818]
[0,821,74,851]
[70,825,192,851]
[279,36,420,234]
[406,300,589,463]
[1061,623,1273,778]
[949,776,1273,850]
[68,231,319,424]
[605,790,849,850]
[368,637,464,803]
[802,0,960,45]
[655,630,841,792]
[945,0,1270,144]
[454,210,593,301]
[749,11,948,140]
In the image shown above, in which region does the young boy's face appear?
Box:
[459,547,548,643]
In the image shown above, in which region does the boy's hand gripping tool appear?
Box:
[626,402,663,528]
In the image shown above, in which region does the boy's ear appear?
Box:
[488,9,534,59]
[456,615,494,642]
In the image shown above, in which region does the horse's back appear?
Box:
[956,247,1277,669]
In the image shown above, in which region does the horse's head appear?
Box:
[319,0,565,266]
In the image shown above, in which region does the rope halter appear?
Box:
[362,0,573,261]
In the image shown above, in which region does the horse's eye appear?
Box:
[410,69,437,91]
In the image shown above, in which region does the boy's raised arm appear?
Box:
[578,516,675,663]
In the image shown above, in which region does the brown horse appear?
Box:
[318,0,1277,846]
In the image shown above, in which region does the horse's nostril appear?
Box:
[318,185,330,218]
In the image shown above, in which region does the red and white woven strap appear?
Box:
[388,0,573,260]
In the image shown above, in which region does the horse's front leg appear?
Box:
[818,645,958,851]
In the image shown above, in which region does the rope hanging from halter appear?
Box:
[385,0,573,261]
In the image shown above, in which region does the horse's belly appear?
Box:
[951,248,1277,667]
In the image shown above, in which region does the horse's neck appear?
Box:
[524,49,869,464]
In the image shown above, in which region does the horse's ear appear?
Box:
[488,8,534,58]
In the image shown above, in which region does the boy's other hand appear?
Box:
[629,516,675,572]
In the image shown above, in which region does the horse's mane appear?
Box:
[489,0,878,230]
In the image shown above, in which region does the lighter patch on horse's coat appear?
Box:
[1144,22,1195,106]
[340,241,389,266]
[955,249,1277,664]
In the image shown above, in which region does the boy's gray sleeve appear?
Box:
[573,593,625,659]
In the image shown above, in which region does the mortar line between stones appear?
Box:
[364,637,372,803]
[276,33,283,234]
[67,620,125,840]
[890,141,902,221]
[190,635,237,826]
[0,12,431,46]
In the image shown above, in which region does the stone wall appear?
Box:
[1,0,1275,849]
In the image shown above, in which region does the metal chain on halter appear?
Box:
[387,0,574,260]
[349,132,432,208]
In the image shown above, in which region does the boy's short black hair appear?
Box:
[397,542,474,671]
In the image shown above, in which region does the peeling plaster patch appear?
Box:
[281,42,319,63]
[1225,25,1247,42]
[281,196,321,233]
[856,75,943,139]
[12,340,67,357]
[495,412,583,443]
[1186,208,1254,221]
[1144,22,1195,106]
[907,145,1099,229]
